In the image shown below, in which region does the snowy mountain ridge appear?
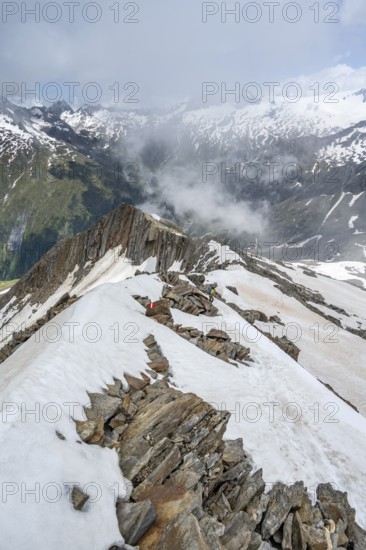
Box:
[0,203,366,548]
[1,90,366,280]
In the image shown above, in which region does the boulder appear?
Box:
[245,493,270,526]
[138,481,204,549]
[206,329,231,341]
[148,360,170,374]
[298,493,313,524]
[317,483,356,539]
[351,522,366,550]
[75,417,104,444]
[292,511,306,550]
[282,512,293,550]
[199,514,225,550]
[124,374,150,392]
[302,524,331,550]
[156,513,210,550]
[233,469,265,512]
[221,511,256,550]
[116,500,156,546]
[85,393,122,422]
[71,487,89,511]
[132,444,182,500]
[222,438,247,468]
[143,334,156,347]
[146,299,171,318]
[261,482,304,539]
[226,286,239,295]
[248,532,264,550]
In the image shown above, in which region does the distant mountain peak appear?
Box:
[46,100,73,116]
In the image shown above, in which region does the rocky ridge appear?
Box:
[71,368,366,550]
[0,203,210,312]
[1,203,365,352]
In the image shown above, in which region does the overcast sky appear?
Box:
[0,0,365,108]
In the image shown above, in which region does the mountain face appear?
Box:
[0,203,366,548]
[0,100,145,278]
[1,91,366,278]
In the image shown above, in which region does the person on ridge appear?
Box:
[207,283,218,303]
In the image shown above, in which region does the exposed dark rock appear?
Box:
[317,380,359,413]
[75,417,105,444]
[261,482,305,539]
[71,487,89,511]
[146,299,172,318]
[206,329,231,341]
[221,511,256,549]
[162,282,219,317]
[292,511,306,549]
[264,334,301,362]
[222,438,248,468]
[116,500,156,546]
[269,315,284,325]
[0,293,79,364]
[71,373,365,550]
[226,286,239,295]
[282,512,293,549]
[199,514,225,549]
[85,393,122,422]
[231,468,265,512]
[155,512,210,550]
[124,373,150,392]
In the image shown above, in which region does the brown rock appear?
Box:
[298,493,313,524]
[282,512,293,549]
[156,513,210,550]
[143,334,156,347]
[221,511,256,550]
[302,524,331,550]
[222,438,247,467]
[71,487,89,511]
[138,481,204,550]
[292,512,306,550]
[109,413,127,429]
[75,417,104,444]
[132,445,182,500]
[199,514,225,550]
[124,373,150,392]
[226,286,239,295]
[233,469,265,512]
[261,482,305,540]
[146,300,171,318]
[248,532,263,550]
[148,360,169,374]
[85,393,122,422]
[116,500,156,546]
[206,329,231,341]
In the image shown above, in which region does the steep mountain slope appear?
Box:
[0,204,365,548]
[0,101,145,279]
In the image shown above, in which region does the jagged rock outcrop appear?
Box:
[226,301,300,361]
[143,301,251,365]
[263,334,300,362]
[0,204,210,311]
[73,371,366,550]
[143,335,170,375]
[162,282,219,317]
